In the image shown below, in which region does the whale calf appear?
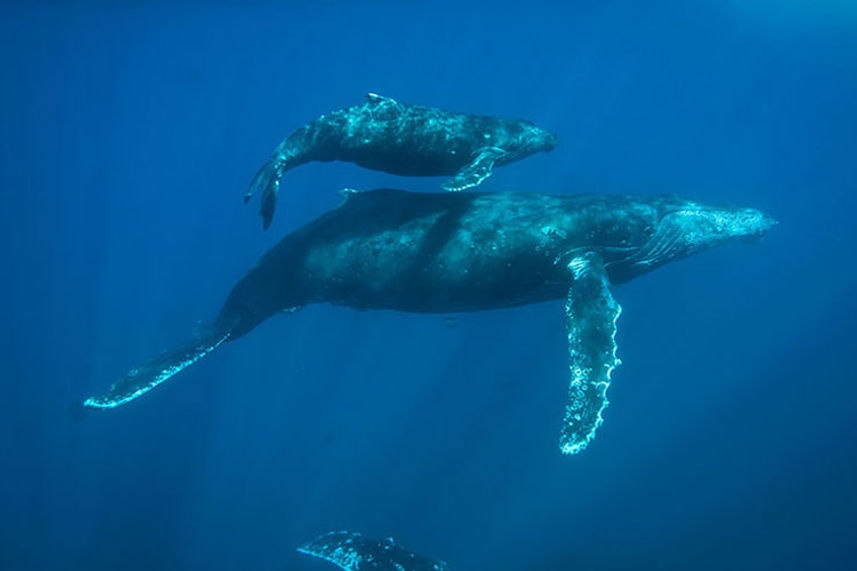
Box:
[84,189,774,454]
[245,94,558,228]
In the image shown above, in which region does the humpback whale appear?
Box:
[84,189,775,454]
[245,94,558,228]
[298,531,449,571]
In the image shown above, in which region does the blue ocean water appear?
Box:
[1,1,855,569]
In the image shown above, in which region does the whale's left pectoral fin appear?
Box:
[298,531,450,571]
[560,252,622,455]
[442,146,508,192]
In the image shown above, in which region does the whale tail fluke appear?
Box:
[245,156,285,230]
[82,329,231,410]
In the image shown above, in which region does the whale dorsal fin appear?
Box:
[442,146,509,192]
[365,92,396,105]
[560,252,622,454]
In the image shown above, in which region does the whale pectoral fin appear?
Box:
[298,531,450,571]
[560,252,622,455]
[82,330,230,409]
[245,154,286,230]
[442,146,508,192]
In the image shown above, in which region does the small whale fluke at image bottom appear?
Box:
[83,189,776,454]
[298,531,450,571]
[244,93,558,228]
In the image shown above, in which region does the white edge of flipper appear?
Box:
[560,252,622,455]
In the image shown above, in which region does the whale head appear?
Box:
[611,197,776,279]
[513,120,559,155]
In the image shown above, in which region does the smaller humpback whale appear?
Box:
[298,531,449,571]
[245,94,558,228]
[83,189,774,454]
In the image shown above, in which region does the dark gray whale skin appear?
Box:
[84,189,774,453]
[223,189,769,332]
[245,94,559,228]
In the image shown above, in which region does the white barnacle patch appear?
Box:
[536,225,568,256]
[541,225,567,240]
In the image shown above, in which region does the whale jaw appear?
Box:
[625,204,776,271]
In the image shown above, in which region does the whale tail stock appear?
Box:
[82,327,231,410]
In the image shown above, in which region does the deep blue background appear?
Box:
[1,1,856,569]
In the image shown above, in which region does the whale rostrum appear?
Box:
[84,189,775,455]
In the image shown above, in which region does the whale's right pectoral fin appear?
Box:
[83,330,230,409]
[560,252,622,455]
[442,146,508,192]
[298,531,450,571]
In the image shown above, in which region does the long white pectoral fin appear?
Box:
[560,252,622,455]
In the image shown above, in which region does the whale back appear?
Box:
[306,188,476,241]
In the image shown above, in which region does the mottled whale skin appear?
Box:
[84,189,774,454]
[245,93,558,228]
[298,531,449,571]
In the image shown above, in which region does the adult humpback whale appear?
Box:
[245,93,558,228]
[83,189,774,454]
